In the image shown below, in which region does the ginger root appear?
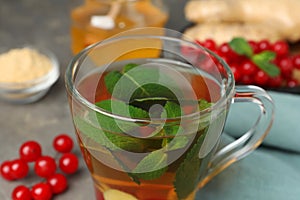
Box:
[185,0,300,42]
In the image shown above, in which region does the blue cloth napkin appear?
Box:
[196,91,300,200]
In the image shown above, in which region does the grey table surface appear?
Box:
[0,0,189,199]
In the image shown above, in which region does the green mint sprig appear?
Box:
[76,62,215,197]
[229,37,280,77]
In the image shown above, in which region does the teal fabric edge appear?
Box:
[224,91,300,153]
[196,91,300,200]
[196,133,300,200]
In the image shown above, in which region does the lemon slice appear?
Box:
[103,189,138,200]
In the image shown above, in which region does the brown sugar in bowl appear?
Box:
[0,46,60,104]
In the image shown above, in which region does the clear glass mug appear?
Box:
[65,28,274,200]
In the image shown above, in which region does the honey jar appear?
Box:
[70,0,169,54]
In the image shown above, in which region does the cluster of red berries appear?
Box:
[194,39,300,88]
[0,134,79,200]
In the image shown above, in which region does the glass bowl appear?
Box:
[0,46,60,104]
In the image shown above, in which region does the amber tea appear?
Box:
[70,59,226,200]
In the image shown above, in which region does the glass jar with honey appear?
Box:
[70,0,169,54]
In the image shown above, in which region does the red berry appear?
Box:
[248,40,259,53]
[277,57,293,78]
[220,55,231,65]
[53,134,74,153]
[292,54,300,69]
[31,183,53,200]
[254,70,269,86]
[272,41,289,57]
[47,173,68,194]
[241,60,257,76]
[217,43,231,56]
[287,79,299,87]
[230,63,242,82]
[59,153,79,174]
[217,61,227,75]
[241,75,253,85]
[217,43,238,61]
[0,161,14,181]
[34,156,57,178]
[257,40,271,52]
[20,141,42,162]
[10,159,29,179]
[268,76,283,88]
[202,39,217,52]
[12,185,32,200]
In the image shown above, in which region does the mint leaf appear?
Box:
[197,100,213,131]
[95,99,149,133]
[96,99,149,118]
[166,132,189,151]
[95,99,168,152]
[161,100,212,149]
[163,101,182,119]
[73,116,143,185]
[122,63,139,73]
[73,99,163,152]
[104,63,180,104]
[252,51,280,77]
[74,115,166,185]
[73,116,149,152]
[104,71,122,94]
[131,150,168,180]
[198,99,212,111]
[229,37,253,57]
[160,101,182,147]
[162,101,182,136]
[73,117,112,148]
[174,133,206,199]
[254,51,276,61]
[131,84,177,102]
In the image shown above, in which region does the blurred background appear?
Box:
[0,1,300,200]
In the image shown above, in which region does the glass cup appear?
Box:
[65,28,274,200]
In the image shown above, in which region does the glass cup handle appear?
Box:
[199,85,275,188]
